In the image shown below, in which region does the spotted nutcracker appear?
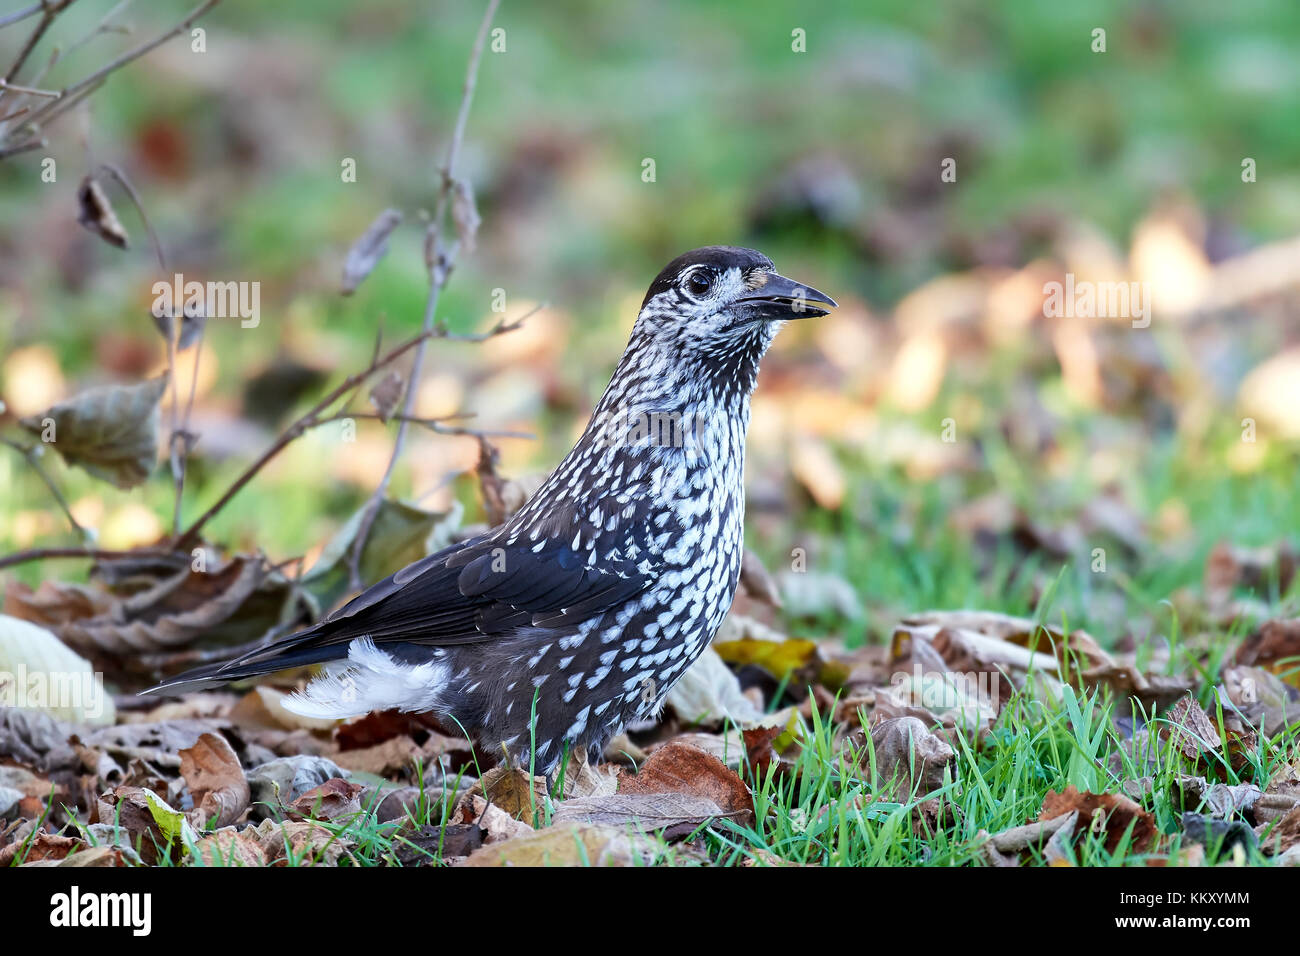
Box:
[147,247,836,771]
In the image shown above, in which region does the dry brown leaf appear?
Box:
[739,548,782,609]
[1233,618,1300,687]
[0,830,81,866]
[620,740,754,826]
[451,794,534,844]
[190,826,267,867]
[1221,665,1300,737]
[179,732,249,829]
[251,817,353,866]
[554,792,728,837]
[368,370,404,423]
[472,765,549,823]
[863,716,955,804]
[1039,785,1157,853]
[1161,694,1222,764]
[330,734,424,777]
[556,754,619,800]
[291,778,366,822]
[461,823,659,867]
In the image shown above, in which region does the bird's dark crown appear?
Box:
[641,246,775,308]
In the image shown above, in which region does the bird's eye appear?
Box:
[684,270,713,298]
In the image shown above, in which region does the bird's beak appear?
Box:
[735,271,837,321]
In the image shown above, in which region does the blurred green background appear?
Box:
[2,0,1298,646]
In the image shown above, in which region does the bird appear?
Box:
[146,246,836,772]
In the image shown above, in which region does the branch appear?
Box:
[1,0,220,155]
[347,0,501,589]
[0,546,177,573]
[0,4,45,31]
[2,0,76,88]
[173,328,436,551]
[0,435,86,540]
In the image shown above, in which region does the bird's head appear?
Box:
[633,246,837,364]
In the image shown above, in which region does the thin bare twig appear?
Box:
[0,546,177,573]
[173,328,437,551]
[0,134,45,159]
[59,0,220,101]
[2,0,76,87]
[1,0,219,155]
[0,78,60,97]
[0,3,45,31]
[348,0,502,589]
[96,161,167,271]
[311,410,534,441]
[0,435,86,540]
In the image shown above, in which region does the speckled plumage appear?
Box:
[148,247,835,771]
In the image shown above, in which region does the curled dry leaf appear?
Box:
[95,786,197,865]
[76,174,129,249]
[0,831,82,866]
[1161,694,1234,769]
[341,207,402,295]
[19,376,166,489]
[368,370,404,423]
[1039,785,1157,853]
[451,178,480,252]
[178,732,249,829]
[245,755,349,816]
[863,716,955,804]
[556,754,619,800]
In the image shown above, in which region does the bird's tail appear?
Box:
[139,626,349,696]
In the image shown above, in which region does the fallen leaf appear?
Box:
[554,792,728,838]
[179,732,249,828]
[862,716,955,805]
[251,817,353,866]
[620,741,754,826]
[190,826,266,867]
[291,778,365,821]
[1233,618,1300,687]
[461,823,659,867]
[665,644,764,728]
[1040,786,1157,853]
[472,765,549,823]
[0,614,116,724]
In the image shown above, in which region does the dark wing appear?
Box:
[146,518,661,691]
